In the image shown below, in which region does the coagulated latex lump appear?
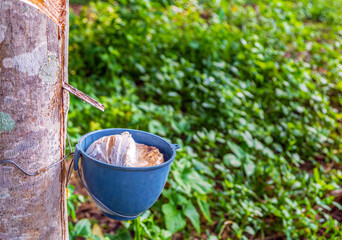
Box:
[86,132,164,167]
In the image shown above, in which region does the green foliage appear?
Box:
[69,218,127,240]
[70,0,92,4]
[67,185,86,222]
[68,0,342,238]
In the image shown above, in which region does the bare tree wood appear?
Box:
[63,82,105,111]
[0,0,69,239]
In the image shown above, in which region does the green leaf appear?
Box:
[242,131,254,148]
[160,230,172,239]
[192,159,215,177]
[67,185,75,194]
[227,142,245,159]
[67,200,76,222]
[223,154,241,167]
[197,198,212,224]
[140,221,152,238]
[148,120,167,136]
[183,170,213,194]
[184,201,201,234]
[140,210,151,222]
[265,136,273,144]
[245,226,255,235]
[208,235,219,240]
[106,228,133,240]
[244,159,256,177]
[313,167,323,184]
[332,201,342,210]
[74,219,92,237]
[91,235,102,240]
[173,170,192,194]
[174,194,188,205]
[189,41,200,49]
[162,203,186,233]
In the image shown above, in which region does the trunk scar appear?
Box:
[19,0,66,28]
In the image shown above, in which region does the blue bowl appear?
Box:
[73,128,179,220]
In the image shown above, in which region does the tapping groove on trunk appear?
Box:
[19,0,67,27]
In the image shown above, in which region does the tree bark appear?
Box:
[0,0,69,239]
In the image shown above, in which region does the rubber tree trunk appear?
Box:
[0,0,69,239]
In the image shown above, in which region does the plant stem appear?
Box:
[134,216,141,240]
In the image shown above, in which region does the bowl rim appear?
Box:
[77,128,177,171]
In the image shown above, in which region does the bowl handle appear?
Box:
[172,144,180,150]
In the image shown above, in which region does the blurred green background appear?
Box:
[67,0,342,239]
